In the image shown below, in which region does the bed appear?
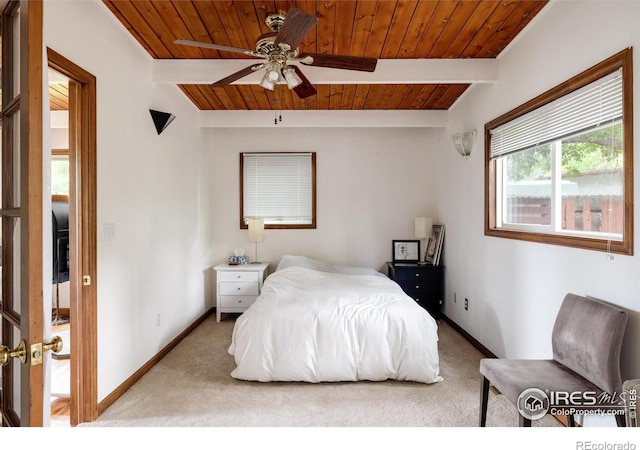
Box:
[228,255,443,384]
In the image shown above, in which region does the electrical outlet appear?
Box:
[464,298,469,311]
[156,313,161,328]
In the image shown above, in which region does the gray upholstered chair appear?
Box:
[479,293,628,427]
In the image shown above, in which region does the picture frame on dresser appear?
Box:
[392,240,420,263]
[425,225,445,266]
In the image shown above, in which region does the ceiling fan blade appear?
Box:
[274,7,318,51]
[291,66,317,99]
[210,63,266,88]
[174,39,265,58]
[298,53,378,72]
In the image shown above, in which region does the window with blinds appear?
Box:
[485,49,633,255]
[490,71,622,159]
[241,152,316,229]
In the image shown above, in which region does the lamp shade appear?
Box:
[282,66,302,88]
[414,217,433,239]
[259,75,276,91]
[452,130,476,157]
[248,218,264,242]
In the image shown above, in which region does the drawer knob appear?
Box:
[415,273,420,277]
[237,287,242,290]
[415,285,420,289]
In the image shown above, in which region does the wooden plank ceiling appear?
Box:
[102,1,548,111]
[49,83,69,111]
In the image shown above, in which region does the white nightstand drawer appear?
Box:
[219,295,257,309]
[219,281,259,296]
[214,263,269,322]
[219,271,260,282]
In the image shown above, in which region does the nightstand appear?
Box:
[387,262,444,319]
[214,263,269,322]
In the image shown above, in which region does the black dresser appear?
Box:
[387,262,444,319]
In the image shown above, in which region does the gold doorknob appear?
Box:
[44,335,63,354]
[0,340,27,366]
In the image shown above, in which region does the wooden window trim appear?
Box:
[484,48,633,255]
[239,152,317,230]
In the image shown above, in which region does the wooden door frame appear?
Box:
[0,0,45,427]
[23,0,45,425]
[47,48,98,425]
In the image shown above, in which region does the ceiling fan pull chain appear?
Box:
[274,110,278,125]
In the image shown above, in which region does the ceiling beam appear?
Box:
[197,110,449,128]
[152,58,498,85]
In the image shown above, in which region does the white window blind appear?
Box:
[242,152,313,225]
[490,70,623,158]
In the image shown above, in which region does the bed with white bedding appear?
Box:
[227,256,443,384]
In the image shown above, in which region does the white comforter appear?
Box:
[228,265,443,384]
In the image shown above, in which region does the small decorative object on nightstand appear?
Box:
[387,261,444,319]
[214,262,269,322]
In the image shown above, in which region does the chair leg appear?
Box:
[479,376,490,427]
[615,412,626,427]
[567,414,576,427]
[519,414,532,427]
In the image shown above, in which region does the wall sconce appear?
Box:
[149,109,176,135]
[414,217,433,265]
[452,130,476,158]
[247,218,264,264]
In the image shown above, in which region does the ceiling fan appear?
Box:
[174,7,378,99]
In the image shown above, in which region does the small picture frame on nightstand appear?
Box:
[392,240,420,263]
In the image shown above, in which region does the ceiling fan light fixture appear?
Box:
[282,66,302,89]
[265,62,282,82]
[259,74,276,91]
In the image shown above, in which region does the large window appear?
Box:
[240,152,316,229]
[485,49,633,254]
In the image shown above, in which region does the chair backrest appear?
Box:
[552,293,628,394]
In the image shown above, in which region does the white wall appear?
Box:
[436,0,640,393]
[208,127,437,272]
[44,1,213,401]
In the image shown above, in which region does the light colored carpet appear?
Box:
[82,314,562,427]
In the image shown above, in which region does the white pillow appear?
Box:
[275,255,384,277]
